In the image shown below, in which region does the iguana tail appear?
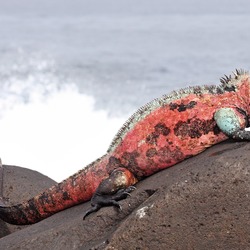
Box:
[0,155,111,225]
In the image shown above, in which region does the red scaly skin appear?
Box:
[0,70,249,225]
[0,156,136,224]
[109,80,248,177]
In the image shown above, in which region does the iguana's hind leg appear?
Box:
[83,168,137,219]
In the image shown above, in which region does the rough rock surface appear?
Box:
[0,164,56,238]
[0,141,250,249]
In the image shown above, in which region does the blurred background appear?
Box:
[0,0,249,181]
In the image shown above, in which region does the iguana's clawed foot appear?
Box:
[83,186,136,220]
[232,129,250,140]
[114,185,136,199]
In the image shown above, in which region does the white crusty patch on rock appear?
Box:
[136,204,154,219]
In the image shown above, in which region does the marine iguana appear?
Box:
[0,69,249,225]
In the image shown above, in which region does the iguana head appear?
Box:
[220,69,250,112]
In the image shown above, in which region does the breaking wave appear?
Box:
[0,51,125,181]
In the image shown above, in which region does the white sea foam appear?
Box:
[0,54,125,182]
[0,85,125,182]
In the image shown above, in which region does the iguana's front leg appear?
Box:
[83,168,137,219]
[214,107,250,140]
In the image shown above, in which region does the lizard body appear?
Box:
[0,69,249,225]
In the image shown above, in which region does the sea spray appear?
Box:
[0,53,125,181]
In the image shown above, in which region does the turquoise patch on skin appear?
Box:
[214,108,241,135]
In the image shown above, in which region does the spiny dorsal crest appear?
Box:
[220,69,249,91]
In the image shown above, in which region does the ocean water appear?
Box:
[0,0,250,181]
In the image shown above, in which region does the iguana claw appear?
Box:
[83,185,136,220]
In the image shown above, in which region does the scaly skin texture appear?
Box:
[0,69,250,225]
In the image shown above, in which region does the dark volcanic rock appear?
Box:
[0,141,250,249]
[0,164,56,238]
